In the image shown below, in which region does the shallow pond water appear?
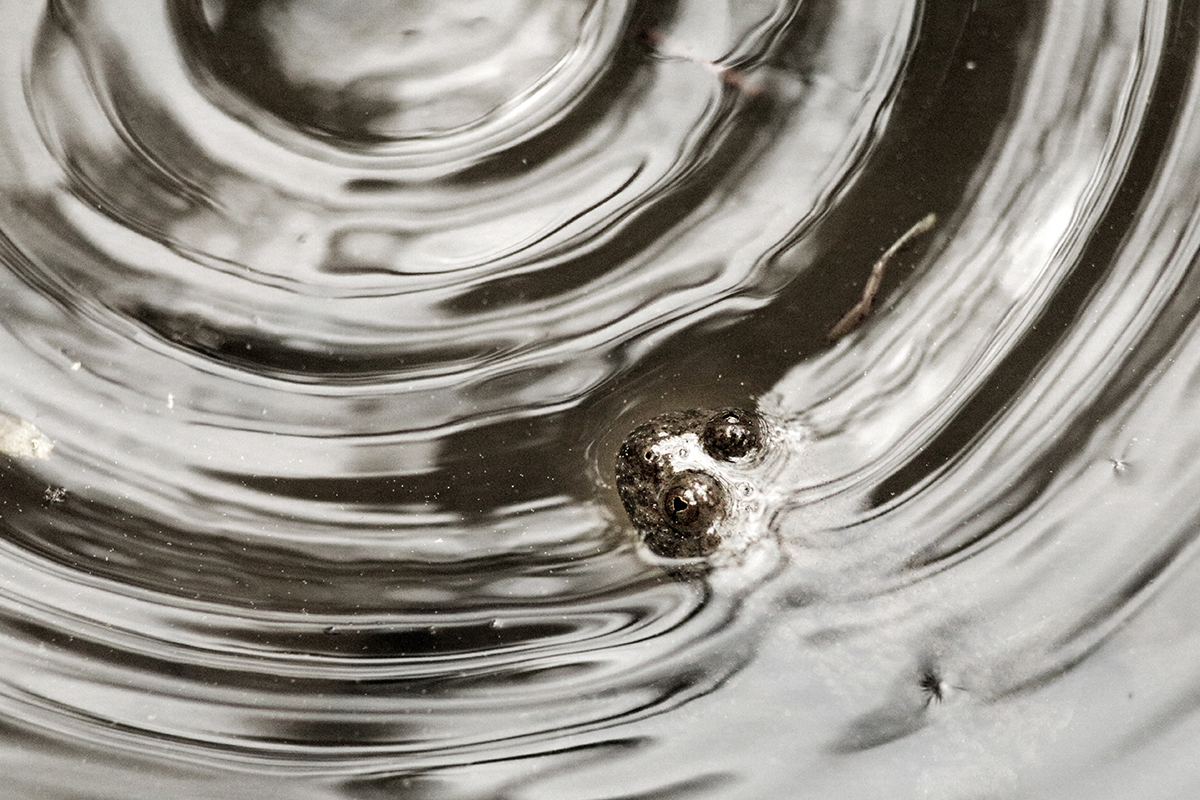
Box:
[2,1,1200,798]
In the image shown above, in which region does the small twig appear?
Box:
[826,213,937,341]
[639,29,764,97]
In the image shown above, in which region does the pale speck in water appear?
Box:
[0,1,1197,798]
[0,412,53,459]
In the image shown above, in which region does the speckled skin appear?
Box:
[616,410,721,558]
[615,407,777,559]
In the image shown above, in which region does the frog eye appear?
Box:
[660,471,724,534]
[701,409,763,462]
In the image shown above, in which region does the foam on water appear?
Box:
[1,1,1198,798]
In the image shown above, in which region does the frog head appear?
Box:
[615,407,784,560]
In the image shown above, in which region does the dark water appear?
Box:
[1,1,1198,797]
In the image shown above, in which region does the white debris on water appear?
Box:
[0,412,53,459]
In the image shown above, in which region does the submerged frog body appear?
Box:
[615,407,802,560]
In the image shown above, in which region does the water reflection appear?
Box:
[1,0,1199,797]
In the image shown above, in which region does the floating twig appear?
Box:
[827,213,937,341]
[639,29,765,98]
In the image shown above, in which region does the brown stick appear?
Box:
[639,29,764,97]
[826,213,937,341]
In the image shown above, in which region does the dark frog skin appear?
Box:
[614,216,936,561]
[616,407,798,560]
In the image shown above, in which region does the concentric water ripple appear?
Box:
[2,0,1199,797]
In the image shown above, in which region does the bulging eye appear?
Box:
[701,409,763,462]
[660,471,724,534]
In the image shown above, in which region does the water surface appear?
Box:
[1,1,1199,797]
